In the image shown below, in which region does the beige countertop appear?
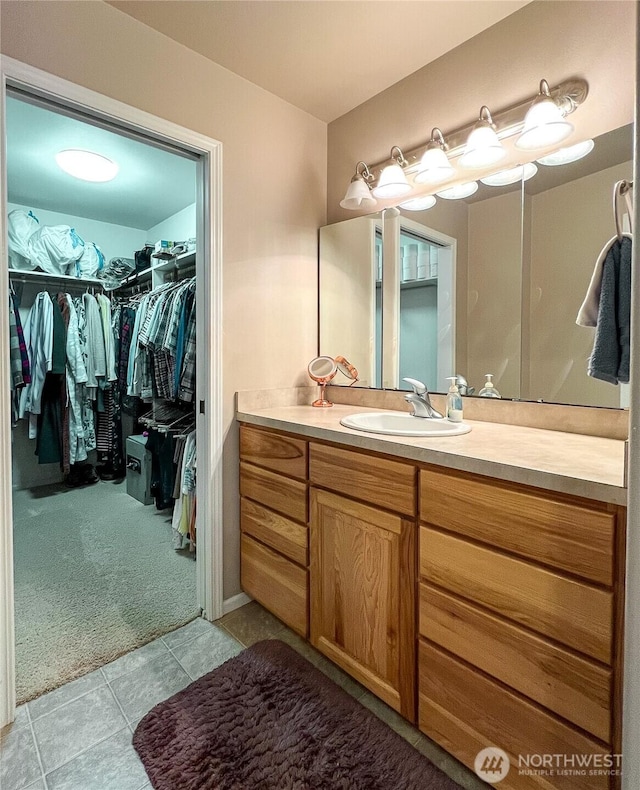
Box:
[237,404,627,506]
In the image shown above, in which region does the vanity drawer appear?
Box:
[241,534,308,637]
[418,640,611,790]
[241,497,308,566]
[419,583,612,743]
[240,461,307,523]
[309,442,416,516]
[419,527,613,664]
[419,467,615,586]
[240,425,307,480]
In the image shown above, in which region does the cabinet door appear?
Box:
[310,488,416,720]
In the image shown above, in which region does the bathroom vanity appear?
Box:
[237,400,626,790]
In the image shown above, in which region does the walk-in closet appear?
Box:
[6,91,203,703]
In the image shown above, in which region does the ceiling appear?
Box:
[6,95,196,230]
[107,0,531,123]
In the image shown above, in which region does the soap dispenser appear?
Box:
[446,376,464,422]
[479,374,501,398]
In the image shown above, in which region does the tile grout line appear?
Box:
[40,725,132,782]
[28,676,108,724]
[104,681,132,732]
[26,715,48,790]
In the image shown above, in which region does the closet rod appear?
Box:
[8,272,105,292]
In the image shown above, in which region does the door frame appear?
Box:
[0,56,224,727]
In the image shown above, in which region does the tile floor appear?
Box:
[1,601,485,790]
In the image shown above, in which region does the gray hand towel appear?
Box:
[588,236,632,384]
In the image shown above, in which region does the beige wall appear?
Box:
[467,190,522,398]
[0,0,327,599]
[525,161,633,407]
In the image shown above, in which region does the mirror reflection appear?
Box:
[319,123,633,408]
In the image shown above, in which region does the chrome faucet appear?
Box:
[402,378,444,419]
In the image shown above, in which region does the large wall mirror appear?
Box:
[319,122,633,408]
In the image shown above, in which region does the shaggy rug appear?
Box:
[133,639,462,790]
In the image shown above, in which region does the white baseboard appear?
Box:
[222,592,252,616]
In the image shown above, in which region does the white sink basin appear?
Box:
[340,412,471,437]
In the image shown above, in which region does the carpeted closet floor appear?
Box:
[12,479,198,704]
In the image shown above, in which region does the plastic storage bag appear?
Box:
[7,209,40,270]
[74,241,105,278]
[27,225,85,275]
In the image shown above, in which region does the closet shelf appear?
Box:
[119,250,196,287]
[8,268,104,287]
[375,277,438,290]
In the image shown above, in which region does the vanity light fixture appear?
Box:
[55,149,119,182]
[340,161,377,210]
[480,162,538,187]
[372,147,412,199]
[414,128,455,185]
[399,194,437,211]
[459,107,506,169]
[515,79,574,151]
[436,181,478,200]
[536,139,595,166]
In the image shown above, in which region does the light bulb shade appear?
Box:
[55,149,119,182]
[340,177,377,210]
[536,139,594,166]
[436,181,478,200]
[515,97,574,150]
[399,195,437,211]
[372,163,412,199]
[414,146,454,185]
[480,162,538,187]
[459,124,506,169]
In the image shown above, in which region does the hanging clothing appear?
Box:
[83,292,106,396]
[19,291,54,439]
[65,295,90,467]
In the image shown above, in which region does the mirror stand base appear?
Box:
[312,383,333,408]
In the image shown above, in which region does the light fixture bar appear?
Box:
[367,77,588,181]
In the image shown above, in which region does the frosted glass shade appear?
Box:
[340,177,377,210]
[459,125,506,169]
[414,147,454,185]
[372,163,412,199]
[56,149,119,182]
[480,162,538,187]
[536,139,594,166]
[515,98,574,150]
[399,195,437,211]
[436,181,478,200]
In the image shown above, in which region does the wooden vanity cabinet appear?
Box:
[239,423,626,790]
[239,425,310,637]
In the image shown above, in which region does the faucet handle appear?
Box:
[402,377,427,395]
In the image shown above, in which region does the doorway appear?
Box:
[0,56,223,727]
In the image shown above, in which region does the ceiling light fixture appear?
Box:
[55,149,119,182]
[340,161,377,209]
[480,162,538,187]
[459,107,506,169]
[414,128,454,185]
[436,181,478,200]
[515,79,574,151]
[399,195,437,211]
[536,139,595,166]
[372,147,412,199]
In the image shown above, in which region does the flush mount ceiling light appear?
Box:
[480,162,538,187]
[436,181,478,200]
[536,139,595,166]
[414,128,454,185]
[55,149,119,182]
[372,147,412,199]
[459,107,506,170]
[340,161,377,209]
[399,194,437,211]
[515,79,574,151]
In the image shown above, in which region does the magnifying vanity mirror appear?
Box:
[319,122,633,409]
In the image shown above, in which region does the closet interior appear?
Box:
[6,92,203,703]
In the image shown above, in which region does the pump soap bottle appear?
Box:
[479,374,501,398]
[446,376,464,422]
